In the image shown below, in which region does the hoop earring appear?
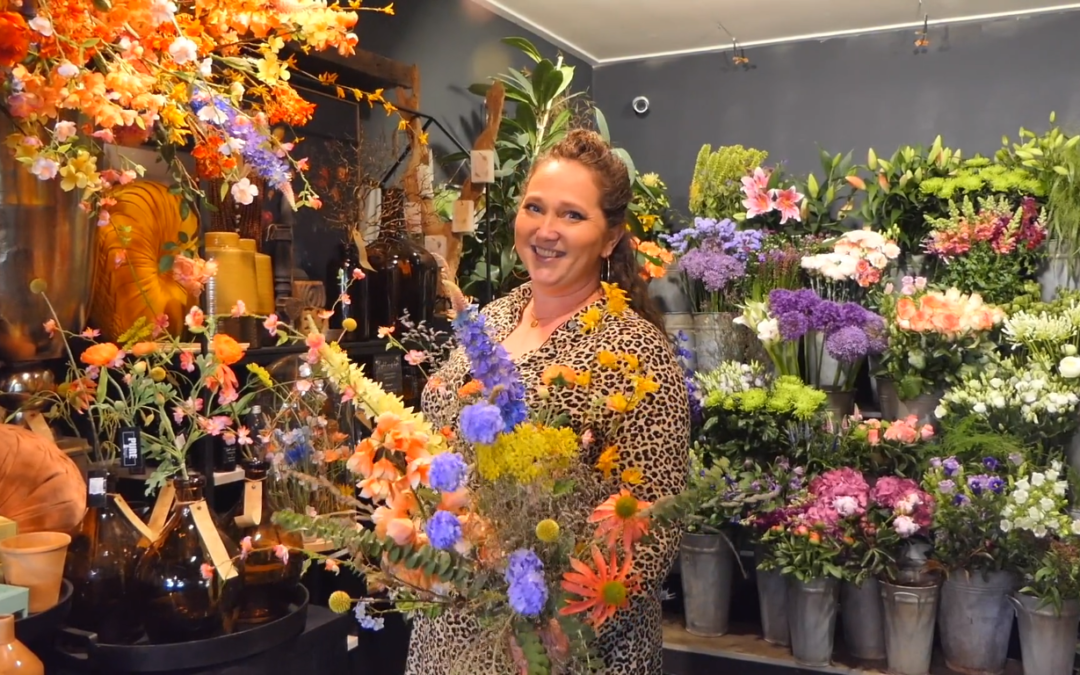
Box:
[602,257,611,282]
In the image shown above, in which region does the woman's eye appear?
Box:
[564,211,583,221]
[524,203,541,213]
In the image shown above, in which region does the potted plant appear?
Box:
[875,281,1004,421]
[851,476,938,673]
[760,468,866,667]
[922,452,1018,675]
[838,413,937,479]
[669,446,747,637]
[1000,459,1080,675]
[739,457,807,647]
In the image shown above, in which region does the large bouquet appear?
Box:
[280,282,672,673]
[924,196,1047,305]
[1,0,391,216]
[876,280,1004,399]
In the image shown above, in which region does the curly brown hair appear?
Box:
[526,129,665,331]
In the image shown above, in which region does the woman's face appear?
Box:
[515,159,618,295]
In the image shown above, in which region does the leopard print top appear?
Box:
[404,283,690,675]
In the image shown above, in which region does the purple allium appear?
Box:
[825,325,870,363]
[678,248,746,292]
[778,311,809,341]
[459,402,503,446]
[505,549,544,585]
[507,572,548,617]
[425,511,462,550]
[429,452,468,493]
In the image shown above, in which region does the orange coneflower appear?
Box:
[560,546,640,628]
[588,489,651,552]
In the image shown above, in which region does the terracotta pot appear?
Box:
[0,532,71,613]
[0,614,44,674]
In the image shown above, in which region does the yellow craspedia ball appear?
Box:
[535,519,560,543]
[328,590,353,614]
[342,318,358,332]
[150,366,167,382]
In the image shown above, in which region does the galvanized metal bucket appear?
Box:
[841,578,885,661]
[880,580,940,675]
[754,546,789,646]
[679,532,734,637]
[1010,593,1080,675]
[788,576,839,668]
[938,570,1016,675]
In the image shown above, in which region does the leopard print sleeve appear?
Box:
[596,315,690,589]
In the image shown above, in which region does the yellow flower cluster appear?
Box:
[595,350,660,413]
[580,282,629,334]
[476,423,578,484]
[317,342,444,449]
[593,445,644,485]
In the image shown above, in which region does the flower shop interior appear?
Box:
[8,0,1080,673]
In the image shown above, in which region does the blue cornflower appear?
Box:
[507,572,548,617]
[460,402,503,445]
[429,452,468,492]
[425,511,462,551]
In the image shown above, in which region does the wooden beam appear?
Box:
[288,45,414,90]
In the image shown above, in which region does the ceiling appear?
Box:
[467,0,1080,64]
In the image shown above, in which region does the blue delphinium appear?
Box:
[459,402,503,445]
[504,549,548,617]
[452,305,527,432]
[425,511,462,550]
[429,452,468,492]
[189,91,292,190]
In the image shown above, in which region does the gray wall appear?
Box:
[593,11,1080,216]
[357,0,592,169]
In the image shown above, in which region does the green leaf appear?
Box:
[612,148,635,181]
[552,479,576,497]
[158,254,174,273]
[529,59,557,106]
[467,82,492,97]
[594,107,611,143]
[501,36,543,63]
[179,200,191,221]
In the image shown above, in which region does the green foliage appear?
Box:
[1018,539,1080,614]
[688,144,768,219]
[793,148,861,236]
[854,136,961,252]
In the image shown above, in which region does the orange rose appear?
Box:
[130,341,159,356]
[0,12,30,68]
[81,342,121,367]
[931,312,961,335]
[895,297,916,322]
[211,333,245,365]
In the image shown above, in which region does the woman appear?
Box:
[407,129,690,675]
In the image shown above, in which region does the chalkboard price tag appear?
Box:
[119,426,144,472]
[372,353,403,395]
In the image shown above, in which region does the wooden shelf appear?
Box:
[661,616,1023,675]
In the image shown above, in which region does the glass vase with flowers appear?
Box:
[33,282,257,643]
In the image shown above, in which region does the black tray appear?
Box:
[15,579,73,645]
[54,584,309,672]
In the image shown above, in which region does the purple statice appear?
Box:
[189,91,292,190]
[678,248,746,292]
[507,571,548,617]
[459,402,503,445]
[452,304,528,431]
[429,452,468,492]
[825,325,870,363]
[661,218,764,260]
[425,510,463,550]
[505,549,544,585]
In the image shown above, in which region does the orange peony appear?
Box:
[130,341,159,356]
[81,342,121,367]
[211,333,245,365]
[0,12,30,68]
